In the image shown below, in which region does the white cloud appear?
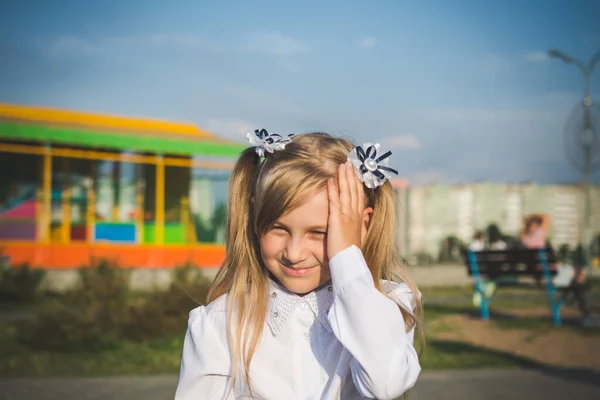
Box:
[383,134,421,149]
[204,118,257,142]
[241,32,310,56]
[522,51,550,63]
[112,34,223,51]
[40,34,224,57]
[382,94,583,184]
[479,54,513,73]
[40,32,308,66]
[476,50,550,73]
[359,37,376,48]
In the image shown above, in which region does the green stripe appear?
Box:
[0,121,245,158]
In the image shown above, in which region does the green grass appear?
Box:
[1,277,598,378]
[0,323,183,377]
[420,285,473,297]
[493,317,557,332]
[423,302,474,320]
[422,298,552,323]
[421,339,536,370]
[422,293,600,337]
[421,277,600,298]
[0,320,530,377]
[493,315,600,335]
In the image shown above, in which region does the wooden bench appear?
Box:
[463,248,563,326]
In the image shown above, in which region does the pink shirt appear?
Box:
[521,227,546,248]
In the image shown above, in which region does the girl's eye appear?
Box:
[310,231,327,237]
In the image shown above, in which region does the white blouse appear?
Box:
[175,245,421,400]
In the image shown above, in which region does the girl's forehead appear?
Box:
[278,189,329,226]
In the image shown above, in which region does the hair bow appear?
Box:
[247,129,294,158]
[347,143,398,189]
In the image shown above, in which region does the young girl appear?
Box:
[175,130,423,400]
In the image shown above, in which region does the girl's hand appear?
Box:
[326,161,366,260]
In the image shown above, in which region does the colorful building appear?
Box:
[0,104,244,269]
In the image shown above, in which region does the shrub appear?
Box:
[125,263,212,341]
[0,257,45,302]
[17,258,131,351]
[16,258,212,352]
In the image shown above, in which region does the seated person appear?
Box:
[516,214,551,249]
[469,230,485,252]
[517,215,595,324]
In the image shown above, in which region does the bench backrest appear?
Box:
[463,248,557,277]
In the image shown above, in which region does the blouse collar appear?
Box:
[266,277,334,336]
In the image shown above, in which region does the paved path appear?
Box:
[2,369,600,400]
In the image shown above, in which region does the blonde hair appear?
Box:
[207,132,423,395]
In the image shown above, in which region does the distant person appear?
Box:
[517,214,550,249]
[492,237,520,288]
[468,231,496,306]
[569,267,595,326]
[557,247,597,326]
[490,238,507,250]
[513,214,553,286]
[469,230,485,252]
[517,215,594,324]
[486,224,506,250]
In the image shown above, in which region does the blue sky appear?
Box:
[1,0,600,184]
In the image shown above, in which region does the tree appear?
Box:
[194,202,228,243]
[557,244,571,263]
[211,203,227,243]
[592,234,600,257]
[438,235,463,263]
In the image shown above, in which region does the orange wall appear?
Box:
[0,242,225,269]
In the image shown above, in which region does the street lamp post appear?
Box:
[549,49,600,269]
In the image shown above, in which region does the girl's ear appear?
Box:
[361,207,374,245]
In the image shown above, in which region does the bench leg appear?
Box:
[469,251,489,321]
[477,282,490,321]
[539,249,561,326]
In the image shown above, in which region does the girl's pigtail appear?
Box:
[208,147,261,301]
[207,147,268,398]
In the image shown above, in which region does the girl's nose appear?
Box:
[283,237,308,264]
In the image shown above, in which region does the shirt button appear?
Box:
[328,286,333,291]
[271,291,277,298]
[273,311,278,317]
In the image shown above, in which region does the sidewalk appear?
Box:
[2,368,599,400]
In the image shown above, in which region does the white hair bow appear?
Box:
[246,129,294,158]
[347,143,398,189]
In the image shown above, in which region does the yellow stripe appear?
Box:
[42,149,52,244]
[155,156,165,245]
[0,103,215,138]
[0,142,236,170]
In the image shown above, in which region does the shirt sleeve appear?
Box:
[327,245,421,400]
[174,305,233,400]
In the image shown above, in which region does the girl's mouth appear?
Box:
[280,262,317,277]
